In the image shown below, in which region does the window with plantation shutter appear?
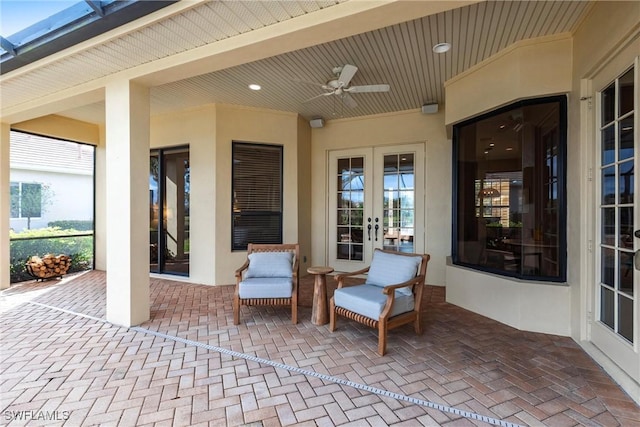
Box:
[232,142,283,250]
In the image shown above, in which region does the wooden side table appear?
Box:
[307,266,334,325]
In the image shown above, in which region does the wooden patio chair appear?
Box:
[329,249,430,356]
[233,243,300,325]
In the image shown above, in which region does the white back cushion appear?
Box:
[245,251,293,278]
[366,251,421,287]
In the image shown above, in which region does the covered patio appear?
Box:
[1,272,638,426]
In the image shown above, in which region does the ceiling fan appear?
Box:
[301,64,390,109]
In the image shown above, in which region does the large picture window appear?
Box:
[453,96,567,281]
[232,142,283,251]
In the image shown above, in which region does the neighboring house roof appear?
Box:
[10,131,93,175]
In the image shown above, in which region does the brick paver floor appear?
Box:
[1,271,639,426]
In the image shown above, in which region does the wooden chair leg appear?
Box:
[414,313,422,335]
[377,321,388,356]
[292,300,298,324]
[233,296,240,325]
[329,297,337,332]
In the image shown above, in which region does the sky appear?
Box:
[0,0,78,37]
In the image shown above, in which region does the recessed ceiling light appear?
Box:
[506,147,513,151]
[248,84,261,91]
[432,42,451,53]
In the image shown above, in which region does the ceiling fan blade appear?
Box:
[338,64,358,86]
[342,93,358,109]
[302,92,333,103]
[291,77,327,88]
[345,84,390,93]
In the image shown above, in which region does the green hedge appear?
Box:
[10,228,93,283]
[48,220,94,231]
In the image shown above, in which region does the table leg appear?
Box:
[311,273,328,325]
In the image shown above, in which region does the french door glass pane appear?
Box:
[619,295,634,342]
[602,166,615,204]
[602,83,615,124]
[619,115,634,160]
[619,251,633,295]
[619,68,634,116]
[619,160,634,203]
[602,125,615,166]
[383,154,414,253]
[336,157,365,261]
[602,208,615,246]
[601,287,615,329]
[601,247,614,286]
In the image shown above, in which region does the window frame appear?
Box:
[10,181,43,219]
[231,141,284,251]
[451,95,568,282]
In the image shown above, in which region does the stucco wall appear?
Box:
[151,106,217,286]
[150,104,304,285]
[444,34,573,127]
[214,105,302,285]
[12,115,100,145]
[311,109,450,286]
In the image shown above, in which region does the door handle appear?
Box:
[374,218,379,241]
[367,218,372,241]
[635,230,640,238]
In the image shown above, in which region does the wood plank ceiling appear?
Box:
[2,1,592,124]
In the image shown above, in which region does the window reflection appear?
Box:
[453,97,566,281]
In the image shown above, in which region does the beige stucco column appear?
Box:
[105,80,150,326]
[0,122,10,289]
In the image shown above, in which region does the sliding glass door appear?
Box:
[150,146,190,275]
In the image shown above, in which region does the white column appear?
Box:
[0,123,10,289]
[105,80,150,326]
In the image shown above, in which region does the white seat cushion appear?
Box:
[239,277,293,299]
[333,284,414,320]
[367,251,422,287]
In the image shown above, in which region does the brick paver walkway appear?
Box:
[1,271,638,426]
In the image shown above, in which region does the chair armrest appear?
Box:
[235,260,250,279]
[334,267,370,288]
[381,275,425,294]
[379,275,425,319]
[292,258,299,278]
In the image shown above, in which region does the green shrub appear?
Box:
[47,220,94,231]
[10,228,93,283]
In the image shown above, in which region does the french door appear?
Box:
[594,62,638,380]
[328,143,425,272]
